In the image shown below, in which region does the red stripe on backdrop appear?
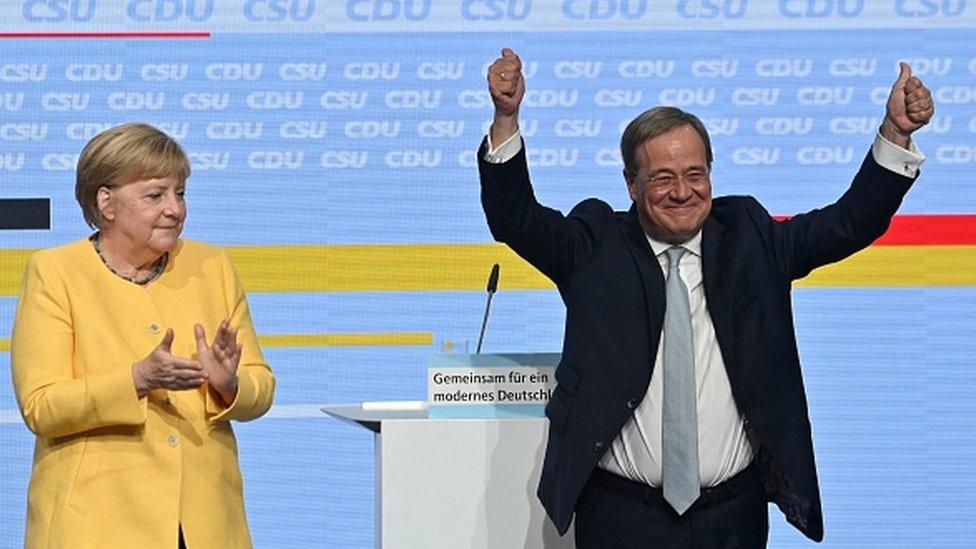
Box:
[0,32,211,39]
[773,214,976,245]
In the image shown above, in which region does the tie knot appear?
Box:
[665,246,686,273]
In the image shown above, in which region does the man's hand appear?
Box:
[487,47,525,146]
[132,328,207,398]
[881,62,934,148]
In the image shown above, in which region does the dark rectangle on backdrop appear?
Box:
[0,199,51,230]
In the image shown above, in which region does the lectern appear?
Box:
[322,405,574,549]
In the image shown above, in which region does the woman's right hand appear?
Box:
[132,328,208,398]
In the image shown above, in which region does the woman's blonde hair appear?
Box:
[75,123,191,228]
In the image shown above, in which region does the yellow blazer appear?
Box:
[11,238,275,549]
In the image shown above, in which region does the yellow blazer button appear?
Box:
[167,435,179,447]
[149,323,161,334]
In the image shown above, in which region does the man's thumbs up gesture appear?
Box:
[882,62,934,148]
[488,47,526,146]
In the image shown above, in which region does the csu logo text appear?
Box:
[555,61,602,79]
[894,0,966,17]
[42,92,90,111]
[0,123,48,142]
[732,88,780,106]
[142,64,189,82]
[460,0,531,20]
[418,62,463,80]
[23,0,95,22]
[280,63,327,81]
[183,93,230,110]
[189,152,230,171]
[417,120,464,138]
[280,121,328,139]
[1,64,47,82]
[677,0,747,19]
[244,0,315,21]
[829,59,876,77]
[554,119,602,137]
[692,60,738,78]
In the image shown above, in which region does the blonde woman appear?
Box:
[11,123,275,548]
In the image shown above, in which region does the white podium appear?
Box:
[322,405,574,549]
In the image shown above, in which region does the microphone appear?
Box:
[476,264,500,354]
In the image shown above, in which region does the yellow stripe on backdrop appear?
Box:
[2,243,976,296]
[0,332,433,352]
[257,332,432,348]
[225,243,547,292]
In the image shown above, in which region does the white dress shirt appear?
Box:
[483,126,925,487]
[599,234,753,487]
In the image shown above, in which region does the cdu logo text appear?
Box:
[779,0,864,18]
[562,0,649,20]
[126,0,215,22]
[346,0,431,21]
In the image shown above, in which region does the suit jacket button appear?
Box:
[593,441,604,453]
[626,398,638,409]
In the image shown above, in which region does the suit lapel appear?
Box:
[701,215,738,380]
[621,205,666,350]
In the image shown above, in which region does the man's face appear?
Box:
[626,124,712,244]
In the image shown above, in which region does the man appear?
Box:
[478,47,933,547]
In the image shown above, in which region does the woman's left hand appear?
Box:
[194,319,242,406]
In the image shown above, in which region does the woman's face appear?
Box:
[98,175,186,258]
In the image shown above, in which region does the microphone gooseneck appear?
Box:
[476,264,500,354]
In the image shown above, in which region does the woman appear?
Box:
[11,123,275,548]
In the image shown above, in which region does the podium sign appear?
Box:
[427,353,560,419]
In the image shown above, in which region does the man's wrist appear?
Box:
[879,118,911,149]
[491,113,519,145]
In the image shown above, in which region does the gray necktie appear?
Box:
[662,246,700,515]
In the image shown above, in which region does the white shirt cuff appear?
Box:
[872,131,925,178]
[483,130,523,164]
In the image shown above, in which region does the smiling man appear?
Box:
[478,48,933,547]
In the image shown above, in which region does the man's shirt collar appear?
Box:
[646,231,702,258]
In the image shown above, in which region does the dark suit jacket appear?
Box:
[478,138,915,541]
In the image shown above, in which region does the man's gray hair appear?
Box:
[620,106,713,176]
